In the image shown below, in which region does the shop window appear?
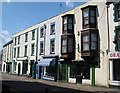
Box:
[113,60,120,81]
[40,27,44,38]
[24,45,27,57]
[62,38,67,53]
[23,61,28,75]
[25,33,28,42]
[14,63,17,73]
[45,66,56,77]
[50,22,55,35]
[114,3,120,22]
[31,44,34,56]
[40,41,43,54]
[50,39,55,53]
[70,64,76,78]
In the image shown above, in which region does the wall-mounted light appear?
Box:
[77,31,80,36]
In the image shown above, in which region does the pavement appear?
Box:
[1,73,120,93]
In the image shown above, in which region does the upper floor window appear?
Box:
[114,3,120,22]
[25,33,28,42]
[50,22,55,35]
[62,14,74,34]
[18,35,20,44]
[14,48,16,58]
[81,30,98,52]
[31,44,35,56]
[40,27,44,38]
[24,45,27,57]
[40,41,43,54]
[32,30,35,40]
[82,6,97,29]
[62,38,67,53]
[17,47,20,58]
[50,39,55,53]
[63,17,67,31]
[15,37,16,45]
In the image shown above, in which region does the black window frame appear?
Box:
[32,31,35,40]
[24,45,27,57]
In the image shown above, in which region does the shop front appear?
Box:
[36,58,58,81]
[68,61,91,84]
[109,52,120,86]
[6,62,12,73]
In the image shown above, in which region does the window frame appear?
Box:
[61,38,67,54]
[25,33,28,42]
[114,3,120,22]
[50,22,55,35]
[32,30,35,40]
[18,35,20,44]
[17,47,20,58]
[62,14,74,34]
[82,6,97,29]
[24,45,27,57]
[40,27,44,38]
[40,42,44,55]
[50,39,55,54]
[31,44,35,56]
[81,30,98,52]
[15,37,17,45]
[14,48,16,58]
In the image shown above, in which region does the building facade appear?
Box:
[12,25,38,77]
[2,40,13,73]
[2,0,120,88]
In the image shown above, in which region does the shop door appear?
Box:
[76,64,82,84]
[30,61,34,77]
[62,64,66,81]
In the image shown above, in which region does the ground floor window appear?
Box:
[45,66,56,77]
[113,60,120,81]
[23,61,28,75]
[70,64,76,78]
[14,64,17,73]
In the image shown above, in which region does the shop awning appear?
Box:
[38,58,56,66]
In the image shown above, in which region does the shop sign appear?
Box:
[108,52,120,59]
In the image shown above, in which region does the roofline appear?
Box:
[13,1,88,36]
[3,40,13,47]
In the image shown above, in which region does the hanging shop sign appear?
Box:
[108,52,120,59]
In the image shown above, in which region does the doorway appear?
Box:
[30,60,34,77]
[62,64,66,81]
[18,63,21,76]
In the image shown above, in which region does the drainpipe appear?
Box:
[33,28,39,79]
[106,2,110,83]
[44,24,47,57]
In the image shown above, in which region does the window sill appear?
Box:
[39,53,44,55]
[50,52,55,54]
[40,36,44,38]
[50,33,55,35]
[32,39,35,40]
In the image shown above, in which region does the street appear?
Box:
[1,73,120,93]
